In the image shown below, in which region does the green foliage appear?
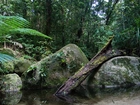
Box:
[113,28,140,55]
[0,53,15,74]
[11,34,52,60]
[1,0,140,58]
[0,16,51,39]
[11,28,52,39]
[0,16,29,36]
[0,16,52,60]
[111,0,140,56]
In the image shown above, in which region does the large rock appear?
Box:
[0,73,22,92]
[91,56,140,87]
[0,61,14,73]
[22,44,89,89]
[14,57,32,75]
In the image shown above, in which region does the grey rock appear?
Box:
[0,73,22,92]
[92,56,140,87]
[22,44,89,89]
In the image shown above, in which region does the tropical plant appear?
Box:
[111,0,140,56]
[0,15,52,60]
[1,0,140,58]
[0,16,52,39]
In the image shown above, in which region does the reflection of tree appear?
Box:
[0,91,22,105]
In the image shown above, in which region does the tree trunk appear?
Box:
[106,0,119,25]
[22,0,27,19]
[46,0,52,35]
[55,37,122,97]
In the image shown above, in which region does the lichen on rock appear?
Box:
[91,56,140,87]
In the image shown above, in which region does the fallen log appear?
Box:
[55,37,122,96]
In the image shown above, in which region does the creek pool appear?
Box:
[0,85,140,105]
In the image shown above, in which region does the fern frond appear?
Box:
[0,16,52,40]
[11,28,52,39]
[0,16,30,28]
[0,16,30,36]
[0,21,13,36]
[0,53,15,63]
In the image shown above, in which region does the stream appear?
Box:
[0,85,140,105]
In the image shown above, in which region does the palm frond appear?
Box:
[11,28,52,39]
[0,16,29,36]
[0,21,13,36]
[0,53,15,63]
[0,16,52,40]
[0,16,30,28]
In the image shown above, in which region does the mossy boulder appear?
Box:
[91,56,140,87]
[14,57,32,75]
[0,73,22,92]
[22,44,89,89]
[0,48,33,74]
[0,61,14,73]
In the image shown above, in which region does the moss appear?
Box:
[14,58,32,74]
[92,56,107,65]
[0,74,22,91]
[1,61,14,73]
[22,44,89,89]
[112,58,136,71]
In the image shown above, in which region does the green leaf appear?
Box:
[0,16,29,28]
[11,28,52,39]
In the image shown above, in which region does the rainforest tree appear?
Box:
[0,0,139,58]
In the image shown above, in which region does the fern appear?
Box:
[0,16,29,28]
[0,21,12,35]
[0,16,52,39]
[11,28,52,39]
[0,53,15,63]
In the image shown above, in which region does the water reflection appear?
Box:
[74,85,140,105]
[0,91,22,105]
[0,85,140,105]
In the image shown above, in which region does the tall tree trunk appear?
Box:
[106,0,119,25]
[22,0,27,19]
[46,0,52,35]
[55,37,122,97]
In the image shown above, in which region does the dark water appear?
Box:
[0,85,140,105]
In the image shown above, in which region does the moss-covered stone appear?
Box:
[22,44,89,89]
[91,56,140,87]
[14,57,32,75]
[0,73,22,92]
[1,61,14,73]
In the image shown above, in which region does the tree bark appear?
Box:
[106,0,119,25]
[55,37,122,96]
[46,0,52,35]
[22,0,27,19]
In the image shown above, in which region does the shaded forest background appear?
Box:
[0,0,140,60]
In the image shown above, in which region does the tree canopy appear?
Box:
[0,0,140,59]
